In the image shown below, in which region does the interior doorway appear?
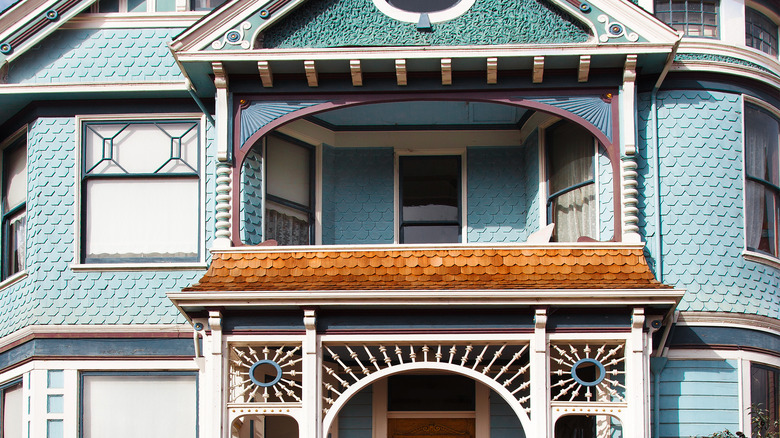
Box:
[388,418,475,438]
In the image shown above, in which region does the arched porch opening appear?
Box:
[231,413,299,438]
[233,98,620,247]
[324,363,530,438]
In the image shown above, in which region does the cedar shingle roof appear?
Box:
[183,246,669,291]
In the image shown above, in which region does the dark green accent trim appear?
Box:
[670,325,780,355]
[261,0,590,48]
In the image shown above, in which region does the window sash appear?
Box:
[2,137,25,280]
[746,7,779,56]
[399,155,462,244]
[655,0,719,38]
[745,104,780,258]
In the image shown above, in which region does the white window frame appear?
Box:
[393,148,467,245]
[742,95,780,270]
[73,114,207,271]
[0,126,27,288]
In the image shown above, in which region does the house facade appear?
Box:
[0,0,778,436]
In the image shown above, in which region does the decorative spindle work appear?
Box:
[321,342,531,415]
[228,344,304,404]
[549,343,625,403]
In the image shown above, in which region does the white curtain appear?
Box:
[83,375,197,438]
[745,107,779,251]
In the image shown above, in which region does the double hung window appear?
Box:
[746,7,779,56]
[81,119,201,263]
[745,104,780,258]
[655,0,719,37]
[752,364,780,436]
[399,155,461,244]
[546,122,597,242]
[2,135,25,280]
[264,134,314,246]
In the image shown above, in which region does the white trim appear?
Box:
[370,0,477,24]
[743,250,780,271]
[673,40,780,88]
[744,94,780,119]
[372,377,387,438]
[0,324,195,351]
[212,241,648,252]
[315,143,323,246]
[0,83,189,95]
[0,270,27,291]
[61,12,206,28]
[73,113,207,268]
[319,333,533,343]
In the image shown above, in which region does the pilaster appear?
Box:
[208,311,224,438]
[303,309,321,438]
[530,308,549,437]
[627,308,648,438]
[621,54,641,243]
[212,62,233,248]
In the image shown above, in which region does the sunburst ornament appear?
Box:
[550,343,625,403]
[229,345,303,404]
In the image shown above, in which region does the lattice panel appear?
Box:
[549,342,625,403]
[321,343,531,415]
[229,344,303,404]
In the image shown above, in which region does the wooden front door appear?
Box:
[388,418,475,438]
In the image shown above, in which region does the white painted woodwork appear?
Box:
[530,308,548,438]
[627,308,647,438]
[486,57,497,85]
[372,378,388,438]
[395,59,407,86]
[304,61,319,87]
[578,55,591,83]
[208,311,224,438]
[621,54,641,243]
[532,56,544,83]
[257,61,273,88]
[350,60,363,87]
[441,58,452,85]
[302,310,321,438]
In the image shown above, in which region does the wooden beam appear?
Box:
[578,55,591,83]
[304,60,318,87]
[257,61,273,88]
[486,57,497,85]
[441,58,452,85]
[532,56,544,84]
[395,59,407,86]
[350,59,363,87]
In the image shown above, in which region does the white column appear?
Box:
[303,309,321,438]
[212,62,232,248]
[530,308,549,437]
[627,308,648,438]
[208,311,225,438]
[621,55,641,243]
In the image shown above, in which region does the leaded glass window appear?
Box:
[81,120,201,263]
[655,0,719,38]
[746,7,779,56]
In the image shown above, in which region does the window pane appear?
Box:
[746,8,779,56]
[402,225,460,244]
[266,136,311,208]
[3,382,23,438]
[551,184,596,242]
[400,156,460,222]
[3,143,26,212]
[752,365,780,436]
[97,0,120,12]
[5,210,25,276]
[127,0,146,12]
[85,178,199,261]
[265,201,310,246]
[155,0,176,12]
[547,123,594,195]
[83,375,196,438]
[192,0,227,11]
[655,0,719,37]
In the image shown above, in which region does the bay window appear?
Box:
[2,134,25,280]
[81,119,201,263]
[746,7,779,56]
[546,122,597,242]
[745,104,780,258]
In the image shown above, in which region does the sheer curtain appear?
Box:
[548,124,597,242]
[745,106,779,253]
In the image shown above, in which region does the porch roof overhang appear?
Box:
[168,243,684,316]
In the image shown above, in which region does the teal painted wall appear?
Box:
[7,28,184,84]
[338,385,372,438]
[598,145,614,241]
[0,116,215,336]
[490,390,526,438]
[323,147,394,245]
[240,147,263,245]
[655,359,740,438]
[638,90,780,316]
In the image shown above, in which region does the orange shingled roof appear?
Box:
[183,247,670,292]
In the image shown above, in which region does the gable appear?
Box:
[260,0,590,49]
[173,0,680,54]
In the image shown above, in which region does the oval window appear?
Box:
[386,0,460,13]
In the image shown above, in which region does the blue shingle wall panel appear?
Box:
[522,131,540,235]
[0,116,215,336]
[651,91,780,315]
[331,148,394,244]
[656,359,739,438]
[338,384,372,438]
[321,144,336,245]
[240,148,263,245]
[490,390,526,438]
[467,147,528,243]
[7,29,184,84]
[598,146,614,241]
[637,94,659,274]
